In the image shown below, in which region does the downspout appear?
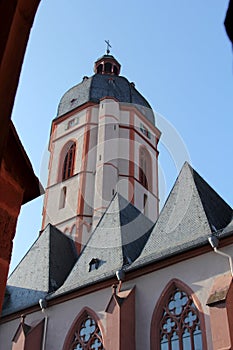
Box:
[208,235,233,276]
[213,247,233,275]
[42,313,48,350]
[39,298,49,350]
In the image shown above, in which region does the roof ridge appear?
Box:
[190,164,232,230]
[130,162,231,269]
[8,225,51,285]
[59,192,122,270]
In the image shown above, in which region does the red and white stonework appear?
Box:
[42,55,161,250]
[1,54,233,350]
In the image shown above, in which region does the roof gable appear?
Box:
[51,194,153,297]
[131,162,232,268]
[192,167,232,230]
[8,224,77,293]
[2,225,77,316]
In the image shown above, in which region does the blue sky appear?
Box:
[10,1,233,272]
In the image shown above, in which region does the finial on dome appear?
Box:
[105,40,112,55]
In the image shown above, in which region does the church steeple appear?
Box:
[42,53,161,252]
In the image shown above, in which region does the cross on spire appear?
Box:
[105,40,112,54]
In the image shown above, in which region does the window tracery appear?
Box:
[69,312,104,350]
[159,287,202,350]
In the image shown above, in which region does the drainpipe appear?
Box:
[116,269,125,293]
[208,235,233,276]
[39,298,48,350]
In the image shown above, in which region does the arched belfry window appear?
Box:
[61,142,76,181]
[64,308,104,350]
[139,146,152,191]
[104,62,112,73]
[151,280,206,350]
[97,64,103,74]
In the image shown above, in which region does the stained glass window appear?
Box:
[159,287,203,350]
[69,313,104,350]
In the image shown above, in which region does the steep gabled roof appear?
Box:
[51,194,154,297]
[2,164,232,315]
[192,166,232,231]
[2,225,77,316]
[130,162,232,269]
[8,224,77,293]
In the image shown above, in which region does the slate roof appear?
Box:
[221,217,233,237]
[130,162,233,269]
[2,225,77,316]
[50,194,154,298]
[56,74,155,124]
[2,163,232,316]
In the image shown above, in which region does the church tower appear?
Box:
[41,52,161,250]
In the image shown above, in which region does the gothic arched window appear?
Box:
[151,280,206,350]
[64,309,104,350]
[139,147,152,191]
[62,142,76,181]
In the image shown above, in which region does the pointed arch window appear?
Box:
[139,147,152,191]
[62,142,76,181]
[151,280,206,350]
[65,309,104,350]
